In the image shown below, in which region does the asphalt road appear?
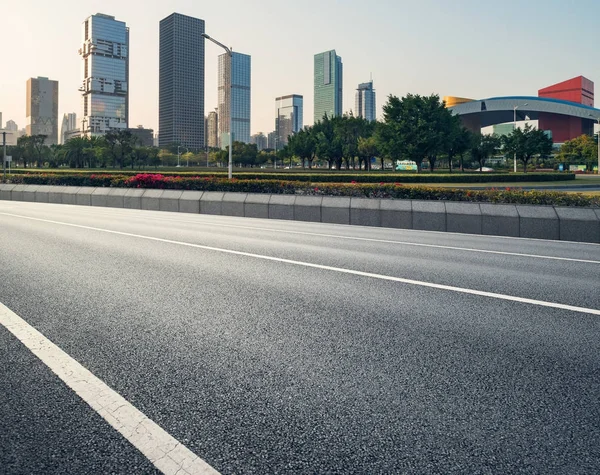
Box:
[1,201,599,474]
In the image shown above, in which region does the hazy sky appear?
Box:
[2,0,599,136]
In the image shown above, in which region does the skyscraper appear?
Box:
[314,50,342,124]
[218,52,251,147]
[206,109,219,148]
[26,77,59,144]
[60,113,78,144]
[5,120,18,132]
[80,14,129,137]
[159,13,205,149]
[355,81,376,122]
[275,95,303,147]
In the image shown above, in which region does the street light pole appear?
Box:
[177,145,181,167]
[513,103,528,173]
[202,33,233,180]
[2,131,7,183]
[589,115,600,175]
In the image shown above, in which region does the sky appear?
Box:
[2,0,600,137]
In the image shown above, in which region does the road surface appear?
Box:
[1,201,599,474]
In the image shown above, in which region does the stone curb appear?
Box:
[0,184,598,243]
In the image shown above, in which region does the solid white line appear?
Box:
[34,210,600,264]
[102,214,600,265]
[0,303,219,475]
[2,212,599,316]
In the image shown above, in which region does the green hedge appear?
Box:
[8,169,576,184]
[7,173,598,207]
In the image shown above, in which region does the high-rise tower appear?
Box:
[159,13,205,149]
[218,52,251,147]
[314,50,342,123]
[275,95,303,147]
[355,81,376,122]
[26,77,59,144]
[80,13,129,136]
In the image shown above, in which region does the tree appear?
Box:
[357,136,378,171]
[503,124,553,173]
[63,137,89,168]
[556,135,597,171]
[287,128,317,169]
[378,94,450,173]
[470,133,500,171]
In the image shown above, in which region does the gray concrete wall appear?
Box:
[1,184,598,243]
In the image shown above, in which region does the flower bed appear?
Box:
[7,173,599,207]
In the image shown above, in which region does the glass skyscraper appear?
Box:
[80,14,129,137]
[218,52,251,147]
[159,13,205,149]
[314,50,342,124]
[355,81,376,122]
[275,94,303,147]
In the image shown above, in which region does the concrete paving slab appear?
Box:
[61,187,82,205]
[179,191,203,214]
[124,189,145,209]
[91,188,112,207]
[380,199,412,229]
[21,185,40,202]
[445,202,482,235]
[480,203,520,237]
[351,198,381,227]
[11,184,28,202]
[200,192,225,215]
[294,195,322,222]
[159,190,183,212]
[269,195,295,220]
[76,187,96,206]
[222,193,247,217]
[245,194,270,219]
[555,207,600,243]
[141,189,163,211]
[322,197,351,224]
[47,186,69,204]
[412,200,446,232]
[516,205,559,240]
[0,184,16,201]
[105,188,126,208]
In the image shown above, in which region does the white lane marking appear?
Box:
[100,214,600,265]
[2,212,599,316]
[13,206,599,265]
[0,303,219,475]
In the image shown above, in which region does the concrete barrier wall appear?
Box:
[1,184,599,243]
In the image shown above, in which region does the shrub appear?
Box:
[7,173,598,207]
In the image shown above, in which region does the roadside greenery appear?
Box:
[7,173,598,207]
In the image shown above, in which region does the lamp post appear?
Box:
[202,33,233,180]
[513,103,528,173]
[177,145,181,167]
[589,115,600,174]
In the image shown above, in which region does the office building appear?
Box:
[60,113,78,144]
[218,51,251,147]
[206,109,219,148]
[275,94,303,146]
[159,13,205,149]
[355,81,376,122]
[127,126,154,147]
[267,130,278,150]
[5,120,18,132]
[251,132,267,151]
[26,77,59,144]
[80,13,129,136]
[314,50,342,123]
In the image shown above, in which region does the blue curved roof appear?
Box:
[448,96,600,127]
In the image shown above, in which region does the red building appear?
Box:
[538,76,595,143]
